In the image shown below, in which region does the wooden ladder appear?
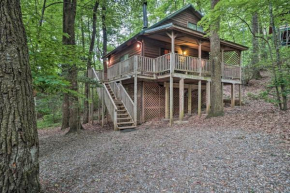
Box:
[104,83,136,130]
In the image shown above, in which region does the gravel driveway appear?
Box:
[39,125,289,193]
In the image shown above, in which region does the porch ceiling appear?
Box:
[143,25,248,52]
[145,33,211,52]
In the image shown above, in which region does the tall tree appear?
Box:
[269,3,287,110]
[102,5,108,79]
[0,0,41,192]
[251,12,262,79]
[208,0,223,117]
[83,0,99,124]
[62,0,80,132]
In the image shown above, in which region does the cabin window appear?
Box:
[120,54,129,69]
[120,54,129,61]
[188,22,204,32]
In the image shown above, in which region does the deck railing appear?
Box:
[107,56,134,80]
[92,68,118,130]
[137,55,155,74]
[107,81,135,125]
[117,83,135,124]
[155,53,171,73]
[102,53,240,81]
[103,85,118,130]
[223,64,240,79]
[91,68,103,100]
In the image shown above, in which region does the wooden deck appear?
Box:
[97,53,241,84]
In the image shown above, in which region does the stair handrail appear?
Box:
[117,83,135,123]
[103,84,118,130]
[92,68,100,81]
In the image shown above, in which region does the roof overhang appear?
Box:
[104,18,248,58]
[143,24,248,51]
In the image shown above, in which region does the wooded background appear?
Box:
[20,0,290,130]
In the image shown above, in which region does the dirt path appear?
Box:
[39,124,289,192]
[39,72,290,192]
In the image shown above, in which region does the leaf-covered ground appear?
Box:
[39,72,290,192]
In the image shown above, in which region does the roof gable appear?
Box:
[148,4,203,29]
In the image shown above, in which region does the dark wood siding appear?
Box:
[109,41,141,66]
[159,9,200,28]
[143,37,209,59]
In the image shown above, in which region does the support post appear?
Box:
[165,82,169,119]
[170,73,174,126]
[153,59,156,79]
[198,41,202,76]
[134,56,138,126]
[239,84,242,107]
[231,83,235,107]
[98,91,100,123]
[113,111,118,131]
[221,83,224,105]
[221,49,224,78]
[179,78,184,121]
[188,84,192,115]
[168,31,176,126]
[101,88,104,127]
[91,87,94,124]
[206,81,211,114]
[198,80,202,116]
[239,51,242,80]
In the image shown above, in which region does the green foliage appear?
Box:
[21,0,290,129]
[37,114,62,129]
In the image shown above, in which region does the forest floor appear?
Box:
[38,72,290,192]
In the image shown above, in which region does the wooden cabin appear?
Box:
[92,4,248,130]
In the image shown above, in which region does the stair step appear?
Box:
[117,117,132,120]
[117,121,134,125]
[117,109,127,112]
[117,113,129,116]
[118,126,136,130]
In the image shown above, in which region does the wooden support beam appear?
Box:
[141,81,145,123]
[169,31,176,126]
[164,83,206,90]
[179,78,184,121]
[206,81,211,114]
[188,85,192,115]
[101,88,104,127]
[221,83,224,105]
[239,84,242,107]
[134,56,138,126]
[198,80,201,116]
[165,82,169,119]
[198,41,202,76]
[91,87,94,124]
[221,49,224,77]
[170,76,173,126]
[231,83,235,107]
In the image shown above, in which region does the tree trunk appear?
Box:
[269,3,287,110]
[0,0,41,192]
[102,6,108,79]
[251,13,262,80]
[83,1,99,124]
[62,0,80,132]
[208,0,224,117]
[61,92,70,130]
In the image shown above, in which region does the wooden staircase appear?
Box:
[104,83,136,130]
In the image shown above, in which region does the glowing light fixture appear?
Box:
[137,43,141,49]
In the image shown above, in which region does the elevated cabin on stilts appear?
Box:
[92,4,248,130]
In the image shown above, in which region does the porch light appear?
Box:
[183,51,187,55]
[136,43,141,49]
